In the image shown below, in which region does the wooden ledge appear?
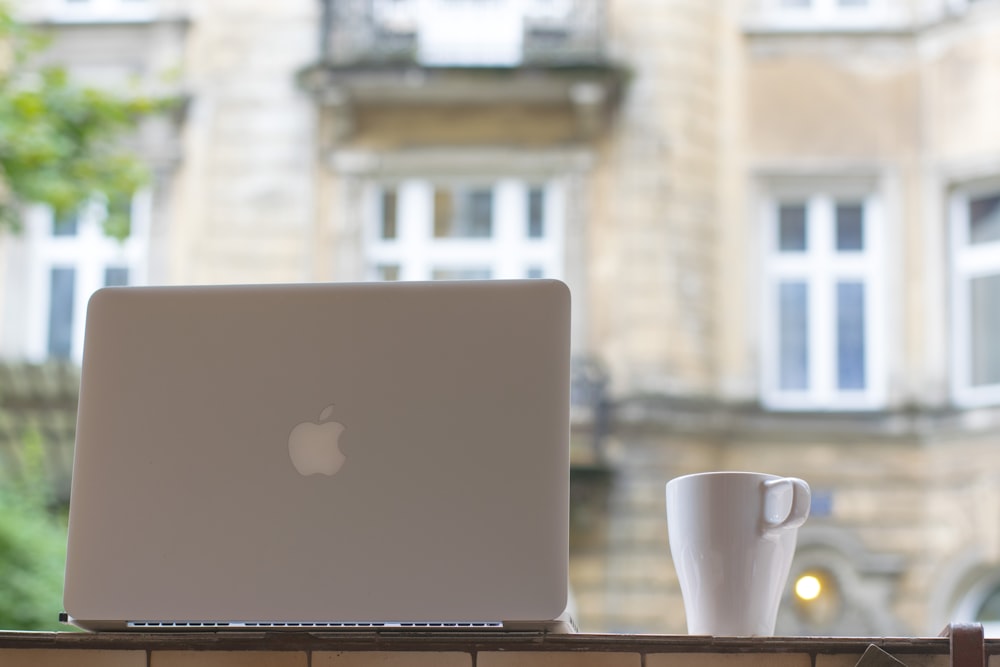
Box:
[1,629,993,667]
[0,630,965,652]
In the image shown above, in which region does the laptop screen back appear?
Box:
[63,280,571,630]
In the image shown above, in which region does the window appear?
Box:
[416,0,525,66]
[527,187,545,239]
[953,572,1000,638]
[47,267,77,360]
[433,186,493,239]
[365,179,564,282]
[46,0,156,22]
[951,187,1000,406]
[21,192,150,363]
[380,188,399,240]
[747,0,906,32]
[761,192,885,410]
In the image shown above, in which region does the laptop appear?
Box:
[62,279,574,632]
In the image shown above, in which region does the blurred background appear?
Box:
[2,0,1000,636]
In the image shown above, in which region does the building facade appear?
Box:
[2,0,1000,636]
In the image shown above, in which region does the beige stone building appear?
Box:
[3,0,1000,637]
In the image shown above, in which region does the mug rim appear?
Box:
[666,470,785,487]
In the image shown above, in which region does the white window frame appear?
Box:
[950,183,1000,407]
[45,0,157,24]
[373,0,573,34]
[416,0,525,66]
[363,177,565,282]
[746,0,908,32]
[760,191,886,410]
[23,190,151,363]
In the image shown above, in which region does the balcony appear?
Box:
[298,0,625,144]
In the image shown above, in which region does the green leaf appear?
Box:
[0,2,177,237]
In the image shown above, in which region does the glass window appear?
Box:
[51,0,157,21]
[763,192,882,409]
[24,191,148,363]
[48,268,76,359]
[432,267,492,280]
[952,187,1000,405]
[434,187,493,239]
[756,0,900,33]
[778,203,808,252]
[970,274,1000,388]
[778,281,809,391]
[376,264,400,281]
[835,202,864,251]
[979,586,1000,625]
[528,187,545,239]
[53,210,79,237]
[381,189,398,240]
[970,193,1000,246]
[366,178,563,282]
[104,267,130,287]
[836,281,866,390]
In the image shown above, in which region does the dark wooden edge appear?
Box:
[0,631,962,654]
[941,623,986,667]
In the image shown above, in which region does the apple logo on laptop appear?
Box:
[288,404,346,476]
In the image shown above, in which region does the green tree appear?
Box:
[0,427,68,631]
[0,3,171,239]
[0,3,172,630]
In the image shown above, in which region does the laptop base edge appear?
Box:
[61,614,579,635]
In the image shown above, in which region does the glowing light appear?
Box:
[795,574,823,601]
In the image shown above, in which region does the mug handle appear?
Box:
[762,477,811,529]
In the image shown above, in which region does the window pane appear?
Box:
[434,187,493,239]
[778,204,807,252]
[48,267,76,359]
[969,193,1000,245]
[433,188,453,238]
[528,188,545,238]
[375,264,400,281]
[970,273,1000,387]
[381,189,398,240]
[466,189,493,237]
[836,281,866,390]
[432,267,492,280]
[106,195,132,238]
[778,281,809,391]
[104,267,129,287]
[54,210,79,237]
[978,586,1000,623]
[836,203,864,252]
[526,266,544,279]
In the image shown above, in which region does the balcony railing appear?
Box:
[321,0,607,67]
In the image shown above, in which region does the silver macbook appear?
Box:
[62,279,573,632]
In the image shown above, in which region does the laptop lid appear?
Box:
[63,279,571,631]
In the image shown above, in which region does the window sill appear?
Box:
[0,627,990,667]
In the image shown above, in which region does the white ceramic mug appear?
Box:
[665,471,811,636]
